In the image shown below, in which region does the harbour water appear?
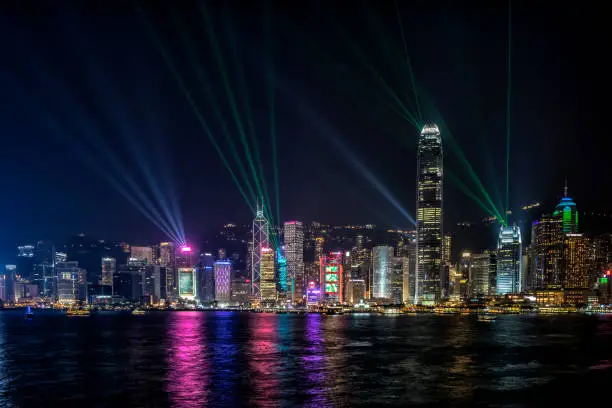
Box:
[1,310,612,407]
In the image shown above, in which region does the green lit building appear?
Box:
[553,183,578,234]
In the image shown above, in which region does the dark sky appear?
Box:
[0,0,610,261]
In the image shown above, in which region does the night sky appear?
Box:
[0,0,609,261]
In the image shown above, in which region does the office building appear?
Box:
[372,246,393,301]
[101,257,115,287]
[131,246,154,265]
[563,234,591,289]
[260,247,276,302]
[496,225,522,294]
[470,251,491,296]
[159,242,176,299]
[251,200,270,298]
[56,261,87,305]
[284,221,305,303]
[320,252,343,304]
[553,183,578,234]
[214,260,231,303]
[416,123,444,305]
[391,257,408,304]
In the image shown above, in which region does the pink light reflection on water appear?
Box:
[166,312,210,407]
[247,314,280,407]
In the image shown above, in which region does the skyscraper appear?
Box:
[251,200,269,298]
[416,123,443,305]
[372,246,393,300]
[532,215,563,288]
[214,260,231,304]
[553,182,578,234]
[470,252,491,296]
[101,257,115,287]
[320,252,343,304]
[496,225,522,294]
[563,234,591,289]
[131,246,154,265]
[260,247,276,302]
[159,242,176,299]
[284,221,305,303]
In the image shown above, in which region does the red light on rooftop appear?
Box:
[180,246,193,253]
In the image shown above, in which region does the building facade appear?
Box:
[284,221,305,303]
[416,123,444,305]
[496,225,522,294]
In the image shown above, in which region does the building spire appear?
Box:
[255,197,264,218]
[564,177,568,198]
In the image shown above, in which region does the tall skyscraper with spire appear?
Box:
[415,123,444,305]
[251,199,269,298]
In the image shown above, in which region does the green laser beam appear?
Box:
[221,4,275,228]
[393,0,422,123]
[505,0,512,223]
[136,2,254,213]
[199,2,270,220]
[171,12,258,207]
[265,0,281,226]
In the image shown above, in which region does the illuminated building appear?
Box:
[131,246,153,264]
[391,257,408,304]
[284,221,305,303]
[178,267,196,300]
[114,262,143,301]
[553,182,578,234]
[230,276,250,305]
[314,236,325,263]
[101,257,115,288]
[535,289,564,306]
[56,261,87,305]
[563,234,591,289]
[496,225,522,295]
[593,234,612,287]
[443,233,451,264]
[306,281,320,305]
[251,200,270,298]
[470,252,491,296]
[416,123,444,305]
[347,279,366,304]
[455,253,471,300]
[320,252,343,304]
[532,216,563,288]
[55,252,67,264]
[159,242,176,299]
[277,247,288,294]
[16,244,35,281]
[32,241,55,298]
[214,260,231,303]
[372,246,393,301]
[260,247,276,301]
[198,252,216,303]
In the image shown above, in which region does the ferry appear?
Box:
[66,307,90,317]
[131,309,146,316]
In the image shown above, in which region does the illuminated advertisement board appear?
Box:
[178,267,195,298]
[325,265,339,294]
[307,289,320,304]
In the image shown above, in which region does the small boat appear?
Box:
[25,306,34,319]
[477,314,497,322]
[66,307,90,316]
[131,309,146,316]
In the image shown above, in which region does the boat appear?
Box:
[131,309,146,316]
[25,306,34,319]
[477,314,497,322]
[66,307,90,316]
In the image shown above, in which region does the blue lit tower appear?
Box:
[553,181,578,233]
[251,199,269,298]
[415,124,444,305]
[496,225,522,294]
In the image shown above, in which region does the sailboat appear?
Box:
[25,306,34,319]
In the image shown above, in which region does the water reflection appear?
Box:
[301,313,329,407]
[248,314,280,407]
[166,312,210,407]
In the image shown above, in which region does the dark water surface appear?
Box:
[1,310,612,407]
